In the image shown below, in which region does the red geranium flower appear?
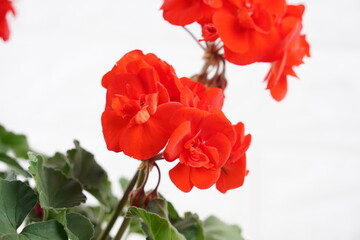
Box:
[0,0,15,41]
[164,108,236,192]
[216,122,251,193]
[101,50,182,160]
[265,5,310,101]
[214,0,286,65]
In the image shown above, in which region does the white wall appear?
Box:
[1,0,359,239]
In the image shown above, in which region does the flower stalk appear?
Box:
[97,169,140,240]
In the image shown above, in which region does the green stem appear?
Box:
[97,169,139,240]
[113,217,131,240]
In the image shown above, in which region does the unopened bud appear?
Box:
[129,188,146,207]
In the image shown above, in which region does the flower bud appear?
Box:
[33,203,44,219]
[129,188,146,207]
[144,189,159,207]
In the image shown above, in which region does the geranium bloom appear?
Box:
[164,108,236,192]
[0,0,15,41]
[101,50,182,160]
[265,5,310,101]
[214,0,286,65]
[216,122,251,193]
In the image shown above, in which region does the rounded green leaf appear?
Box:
[66,213,94,240]
[0,179,37,234]
[127,206,186,240]
[203,216,244,240]
[66,141,116,209]
[28,153,86,209]
[20,220,68,240]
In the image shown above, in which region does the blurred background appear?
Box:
[1,0,359,239]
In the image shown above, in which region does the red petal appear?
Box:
[164,121,192,162]
[213,11,250,53]
[162,0,204,26]
[169,163,193,192]
[172,108,210,132]
[198,87,224,111]
[101,110,129,152]
[200,112,236,145]
[120,103,181,160]
[216,155,247,193]
[190,167,220,189]
[270,75,288,101]
[205,133,232,168]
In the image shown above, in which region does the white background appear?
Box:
[1,0,360,239]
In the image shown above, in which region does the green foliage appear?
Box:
[0,179,68,240]
[28,153,86,209]
[44,141,116,210]
[173,212,204,240]
[127,206,186,240]
[0,125,246,240]
[0,179,37,234]
[203,216,245,240]
[67,141,116,209]
[0,153,30,177]
[0,125,31,159]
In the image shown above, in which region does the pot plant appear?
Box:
[0,0,309,239]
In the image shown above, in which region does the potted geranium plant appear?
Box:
[0,0,309,239]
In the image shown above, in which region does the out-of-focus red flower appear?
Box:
[216,122,251,193]
[265,5,310,101]
[164,108,236,192]
[179,77,224,112]
[214,0,286,65]
[0,0,15,41]
[101,50,182,160]
[161,0,222,26]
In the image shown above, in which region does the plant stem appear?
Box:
[97,169,139,240]
[182,26,206,51]
[113,217,131,240]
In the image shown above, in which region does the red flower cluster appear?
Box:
[0,0,15,41]
[161,0,310,101]
[102,50,251,193]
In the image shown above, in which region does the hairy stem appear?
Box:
[113,217,131,240]
[97,169,139,240]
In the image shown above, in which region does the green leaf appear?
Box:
[127,206,186,240]
[0,179,37,234]
[0,172,6,179]
[65,213,94,240]
[173,213,204,240]
[146,198,168,219]
[28,153,86,209]
[20,220,68,240]
[0,126,30,159]
[66,141,116,209]
[72,206,103,239]
[46,209,94,240]
[128,219,145,236]
[167,201,181,223]
[203,216,244,240]
[72,206,102,226]
[119,177,129,193]
[0,153,30,177]
[44,153,70,176]
[0,125,10,154]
